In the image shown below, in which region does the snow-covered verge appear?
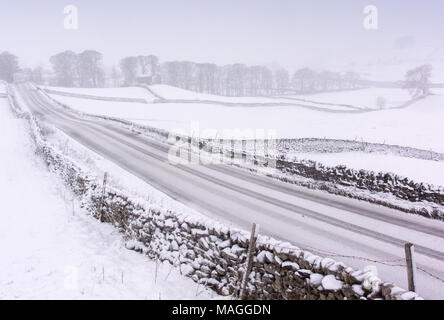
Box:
[8,88,423,300]
[0,94,217,299]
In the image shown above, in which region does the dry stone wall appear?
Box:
[276,158,444,206]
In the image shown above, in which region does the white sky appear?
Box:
[0,0,443,79]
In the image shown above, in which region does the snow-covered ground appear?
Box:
[0,81,6,94]
[45,87,444,154]
[43,86,156,102]
[44,85,415,111]
[278,88,413,110]
[149,85,412,110]
[0,97,216,300]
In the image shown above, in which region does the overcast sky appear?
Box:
[0,0,443,74]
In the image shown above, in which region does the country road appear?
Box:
[13,83,444,299]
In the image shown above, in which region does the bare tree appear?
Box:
[77,50,104,87]
[137,56,150,76]
[404,64,433,98]
[344,71,361,89]
[258,66,273,96]
[177,61,195,90]
[109,66,121,87]
[274,69,290,94]
[230,64,247,96]
[50,51,78,87]
[30,66,45,85]
[161,61,181,87]
[0,51,19,82]
[319,71,334,91]
[247,66,264,96]
[376,96,387,109]
[196,63,217,94]
[292,68,317,92]
[120,56,139,85]
[146,55,160,83]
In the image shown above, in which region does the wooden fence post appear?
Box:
[98,172,108,222]
[240,223,258,300]
[404,243,417,292]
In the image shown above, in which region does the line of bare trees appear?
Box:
[119,55,363,96]
[0,50,363,96]
[2,50,433,100]
[160,62,276,96]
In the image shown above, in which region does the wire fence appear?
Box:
[255,239,444,283]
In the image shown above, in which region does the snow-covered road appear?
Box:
[14,83,444,299]
[0,95,215,300]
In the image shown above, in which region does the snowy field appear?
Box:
[148,84,355,109]
[149,85,412,110]
[0,81,6,94]
[44,85,415,111]
[356,59,444,83]
[277,88,413,110]
[44,86,444,154]
[44,86,156,102]
[0,97,216,300]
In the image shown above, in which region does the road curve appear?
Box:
[14,83,444,298]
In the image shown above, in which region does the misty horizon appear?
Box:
[1,0,443,81]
